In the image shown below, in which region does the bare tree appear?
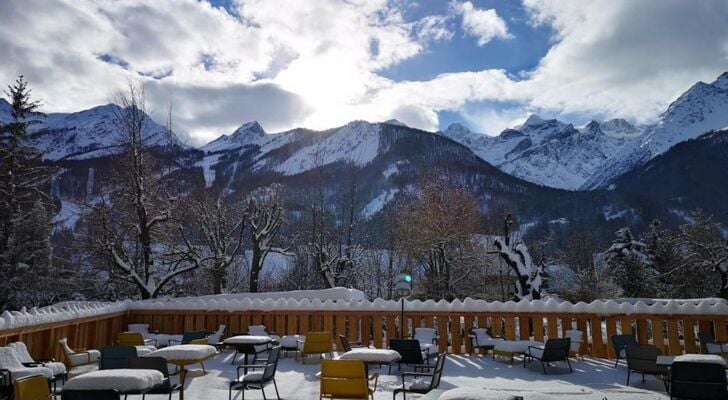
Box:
[247,184,292,292]
[175,196,246,294]
[89,82,192,299]
[396,176,481,299]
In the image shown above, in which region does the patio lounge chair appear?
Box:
[58,338,100,367]
[13,374,52,400]
[389,339,428,373]
[99,346,137,370]
[0,347,54,384]
[611,334,637,367]
[393,352,446,400]
[320,359,379,400]
[699,333,728,357]
[565,330,585,359]
[9,341,67,391]
[296,332,333,363]
[625,345,668,388]
[128,357,182,400]
[525,338,572,374]
[229,346,282,400]
[468,328,502,357]
[61,390,121,400]
[668,360,728,400]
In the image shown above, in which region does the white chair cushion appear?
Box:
[338,349,401,363]
[0,347,54,380]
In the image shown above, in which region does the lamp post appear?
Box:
[394,273,412,339]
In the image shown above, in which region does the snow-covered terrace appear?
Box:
[1,289,726,399]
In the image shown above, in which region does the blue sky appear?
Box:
[1,0,727,144]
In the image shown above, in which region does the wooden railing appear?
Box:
[2,308,726,363]
[127,309,728,358]
[0,311,126,362]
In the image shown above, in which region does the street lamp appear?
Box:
[395,273,412,339]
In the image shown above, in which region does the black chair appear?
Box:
[393,353,446,400]
[699,333,728,356]
[389,339,429,374]
[669,361,728,400]
[99,346,137,369]
[229,346,281,400]
[128,357,182,400]
[525,338,572,374]
[611,334,638,367]
[625,345,668,388]
[61,390,121,400]
[169,330,207,345]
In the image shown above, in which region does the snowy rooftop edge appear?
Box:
[2,296,728,332]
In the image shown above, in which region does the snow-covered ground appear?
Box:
[96,349,669,400]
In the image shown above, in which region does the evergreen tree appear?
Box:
[604,227,659,298]
[0,76,54,310]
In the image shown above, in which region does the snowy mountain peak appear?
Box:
[519,114,567,136]
[384,119,408,127]
[232,121,266,137]
[202,121,267,153]
[443,122,472,137]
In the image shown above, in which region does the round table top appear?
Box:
[145,344,218,363]
[223,335,274,345]
[63,368,164,392]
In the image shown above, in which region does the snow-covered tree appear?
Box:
[492,215,545,300]
[604,227,659,297]
[89,83,193,299]
[677,210,728,298]
[0,76,55,310]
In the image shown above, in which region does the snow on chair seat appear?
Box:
[9,341,67,376]
[145,344,217,362]
[338,348,402,363]
[63,368,164,393]
[0,347,54,382]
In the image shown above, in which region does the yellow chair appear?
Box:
[116,332,146,346]
[320,359,378,400]
[13,374,52,400]
[296,332,333,363]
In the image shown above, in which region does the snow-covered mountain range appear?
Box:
[0,100,183,161]
[441,72,728,190]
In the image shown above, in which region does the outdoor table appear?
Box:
[223,335,276,370]
[338,348,401,376]
[62,368,164,395]
[145,344,218,400]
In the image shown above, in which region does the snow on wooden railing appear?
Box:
[0,301,129,331]
[2,295,727,361]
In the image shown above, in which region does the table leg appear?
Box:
[179,367,186,400]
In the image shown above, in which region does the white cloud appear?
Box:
[451,1,512,46]
[1,0,727,142]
